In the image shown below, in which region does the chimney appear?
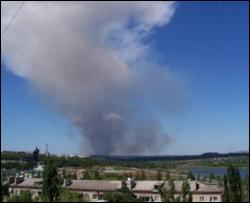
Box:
[195,181,199,191]
[126,177,136,190]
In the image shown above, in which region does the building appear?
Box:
[164,180,223,202]
[9,178,42,199]
[9,177,223,202]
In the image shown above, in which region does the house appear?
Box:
[65,179,122,201]
[163,180,223,202]
[9,177,223,202]
[9,177,42,199]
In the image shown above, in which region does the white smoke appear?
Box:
[2,1,185,155]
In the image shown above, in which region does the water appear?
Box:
[184,167,249,177]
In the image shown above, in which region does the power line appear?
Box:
[1,1,25,36]
[176,3,226,137]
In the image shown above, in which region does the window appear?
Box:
[200,196,205,202]
[154,195,159,201]
[98,194,104,200]
[83,193,89,199]
[210,196,218,202]
[93,194,98,199]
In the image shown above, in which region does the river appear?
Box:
[184,167,249,177]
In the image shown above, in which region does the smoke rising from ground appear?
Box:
[2,1,185,155]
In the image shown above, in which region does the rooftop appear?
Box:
[66,180,121,191]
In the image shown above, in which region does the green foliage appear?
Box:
[227,164,242,202]
[157,170,162,180]
[33,147,40,165]
[93,170,101,180]
[175,196,181,202]
[223,175,230,202]
[165,170,170,180]
[82,170,91,179]
[58,188,87,202]
[42,158,59,201]
[187,170,195,181]
[181,181,192,202]
[242,175,249,202]
[1,183,9,201]
[208,172,215,182]
[140,170,146,180]
[162,178,175,202]
[103,186,140,202]
[7,190,32,202]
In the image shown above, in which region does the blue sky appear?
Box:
[1,2,249,155]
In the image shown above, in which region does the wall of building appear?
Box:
[192,193,222,202]
[174,193,222,202]
[135,192,162,202]
[10,188,42,199]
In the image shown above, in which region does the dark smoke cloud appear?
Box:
[2,1,185,155]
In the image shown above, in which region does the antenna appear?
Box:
[46,143,48,156]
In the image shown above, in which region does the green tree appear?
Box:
[140,170,146,180]
[42,158,59,201]
[33,147,40,166]
[7,190,32,202]
[157,170,162,180]
[83,170,91,179]
[175,196,181,202]
[103,186,140,202]
[227,165,242,202]
[165,171,170,181]
[187,171,195,181]
[223,175,230,202]
[93,170,101,180]
[168,179,176,202]
[135,170,141,180]
[208,172,215,183]
[1,183,9,202]
[70,172,77,180]
[58,188,86,202]
[181,181,192,202]
[162,178,176,202]
[242,174,249,202]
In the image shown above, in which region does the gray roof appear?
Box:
[9,178,223,194]
[132,181,164,192]
[10,178,43,188]
[164,181,223,193]
[66,180,122,191]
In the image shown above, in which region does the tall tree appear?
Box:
[7,191,32,202]
[187,170,195,181]
[140,170,146,180]
[93,170,101,180]
[227,165,242,202]
[42,158,59,201]
[181,181,192,202]
[33,147,40,165]
[83,170,91,179]
[208,172,215,183]
[1,183,9,202]
[157,170,162,180]
[168,179,176,202]
[242,174,249,202]
[223,175,230,202]
[162,178,176,202]
[58,188,86,202]
[165,170,170,181]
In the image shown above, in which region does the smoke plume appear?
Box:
[2,1,184,155]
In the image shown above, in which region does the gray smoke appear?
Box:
[2,1,184,155]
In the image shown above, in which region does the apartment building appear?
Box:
[8,177,223,202]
